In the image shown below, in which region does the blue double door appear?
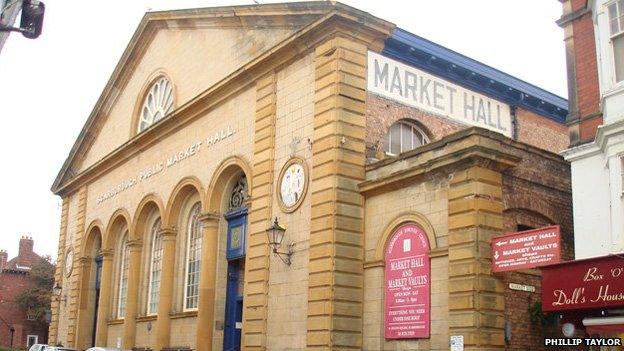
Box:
[223,208,247,351]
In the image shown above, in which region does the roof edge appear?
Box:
[382,28,568,124]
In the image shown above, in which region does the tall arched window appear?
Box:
[117,232,130,318]
[384,121,429,156]
[138,77,174,133]
[147,218,162,315]
[184,202,202,310]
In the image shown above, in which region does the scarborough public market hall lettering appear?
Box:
[96,126,235,204]
[367,51,512,137]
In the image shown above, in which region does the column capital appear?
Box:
[127,239,143,250]
[99,249,114,260]
[198,211,220,224]
[158,226,177,237]
[78,256,91,266]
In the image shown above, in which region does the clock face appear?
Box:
[279,161,306,211]
[65,249,74,277]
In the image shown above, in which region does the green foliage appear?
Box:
[528,301,558,326]
[15,257,54,322]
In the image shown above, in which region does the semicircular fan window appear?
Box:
[138,77,174,133]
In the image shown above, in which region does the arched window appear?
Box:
[184,202,202,310]
[117,232,130,318]
[147,218,162,315]
[384,121,429,156]
[138,77,174,133]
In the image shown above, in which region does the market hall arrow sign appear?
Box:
[491,225,561,272]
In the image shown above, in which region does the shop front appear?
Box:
[542,255,624,349]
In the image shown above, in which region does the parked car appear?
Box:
[28,344,48,351]
[43,346,78,351]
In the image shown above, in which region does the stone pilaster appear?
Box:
[196,213,221,351]
[448,166,506,350]
[307,36,367,350]
[242,73,276,350]
[122,239,143,349]
[49,196,69,344]
[67,186,87,347]
[74,256,93,349]
[154,227,176,351]
[95,249,114,347]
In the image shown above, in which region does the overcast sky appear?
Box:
[0,0,567,260]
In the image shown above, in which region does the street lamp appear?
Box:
[265,217,294,265]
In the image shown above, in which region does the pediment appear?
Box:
[51,3,333,194]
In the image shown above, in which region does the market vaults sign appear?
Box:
[367,51,512,137]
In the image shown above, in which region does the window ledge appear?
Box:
[107,318,124,326]
[136,314,158,322]
[170,310,198,319]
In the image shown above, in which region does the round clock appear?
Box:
[278,157,308,213]
[64,249,74,277]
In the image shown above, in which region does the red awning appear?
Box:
[585,324,624,335]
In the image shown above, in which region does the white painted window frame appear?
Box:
[117,232,129,319]
[384,120,429,156]
[607,0,624,83]
[146,217,162,315]
[183,202,202,311]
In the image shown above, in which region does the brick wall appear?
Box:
[500,144,573,351]
[515,108,569,153]
[0,271,49,348]
[367,94,570,156]
[560,0,603,145]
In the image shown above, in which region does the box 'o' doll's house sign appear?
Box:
[384,223,431,339]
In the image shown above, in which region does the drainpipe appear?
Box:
[510,105,518,140]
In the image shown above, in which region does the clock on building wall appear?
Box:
[64,249,74,277]
[277,157,308,213]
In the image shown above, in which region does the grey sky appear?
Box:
[0,0,567,260]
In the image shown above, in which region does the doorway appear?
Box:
[90,255,102,347]
[223,207,247,351]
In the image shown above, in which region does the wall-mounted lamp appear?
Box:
[266,217,294,265]
[52,282,66,306]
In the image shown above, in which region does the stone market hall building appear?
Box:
[49,2,573,350]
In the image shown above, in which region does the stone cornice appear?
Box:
[360,128,524,194]
[52,4,394,196]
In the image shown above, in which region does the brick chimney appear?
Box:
[0,249,7,271]
[19,236,34,258]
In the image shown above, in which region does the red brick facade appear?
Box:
[366,94,570,157]
[501,149,573,350]
[0,237,51,348]
[559,0,602,145]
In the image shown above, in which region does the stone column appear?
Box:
[49,197,69,344]
[448,166,506,350]
[95,249,114,347]
[74,256,93,350]
[307,36,368,350]
[242,73,276,350]
[122,239,142,350]
[196,212,221,351]
[154,227,177,351]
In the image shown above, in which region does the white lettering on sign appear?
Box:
[509,283,536,292]
[96,126,236,204]
[367,51,512,137]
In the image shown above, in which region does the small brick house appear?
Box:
[0,237,51,348]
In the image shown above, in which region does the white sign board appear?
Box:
[450,335,464,351]
[367,51,512,137]
[509,283,536,292]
